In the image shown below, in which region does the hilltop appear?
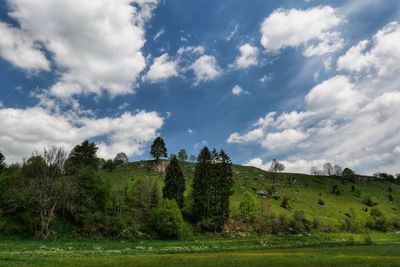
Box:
[99,160,400,232]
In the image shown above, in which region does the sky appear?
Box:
[0,0,400,175]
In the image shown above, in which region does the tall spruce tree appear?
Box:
[150,137,167,161]
[192,147,212,223]
[162,155,185,208]
[0,151,5,171]
[192,147,233,231]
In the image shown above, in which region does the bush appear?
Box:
[364,235,374,245]
[331,184,341,195]
[290,211,312,234]
[152,199,184,239]
[363,196,378,207]
[280,195,291,210]
[366,207,390,232]
[239,192,259,222]
[317,198,325,206]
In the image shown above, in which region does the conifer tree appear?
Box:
[163,155,185,208]
[150,137,167,161]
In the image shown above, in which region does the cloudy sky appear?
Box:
[0,0,399,175]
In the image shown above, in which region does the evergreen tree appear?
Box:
[150,137,167,161]
[192,147,233,231]
[192,147,212,223]
[0,151,5,172]
[177,149,188,161]
[66,140,99,173]
[163,155,185,208]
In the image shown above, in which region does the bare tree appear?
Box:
[269,159,286,173]
[333,165,343,176]
[323,162,334,176]
[310,166,320,175]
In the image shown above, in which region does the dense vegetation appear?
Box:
[0,137,400,241]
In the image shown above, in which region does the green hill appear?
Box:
[99,160,400,231]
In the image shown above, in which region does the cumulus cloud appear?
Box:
[0,22,50,71]
[0,107,164,163]
[337,22,400,76]
[232,44,259,69]
[245,157,327,174]
[260,5,344,57]
[144,53,179,83]
[230,22,400,174]
[190,55,222,84]
[1,0,158,98]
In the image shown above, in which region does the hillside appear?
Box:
[98,160,400,231]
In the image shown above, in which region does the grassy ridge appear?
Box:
[98,161,400,228]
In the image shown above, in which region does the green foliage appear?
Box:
[340,207,361,232]
[150,137,167,161]
[366,207,390,232]
[163,155,185,208]
[152,199,184,239]
[192,147,233,231]
[342,168,355,182]
[317,198,324,206]
[113,152,128,167]
[129,176,160,223]
[331,184,341,195]
[177,149,188,161]
[102,159,116,172]
[290,211,312,234]
[239,192,258,222]
[66,140,99,173]
[0,151,5,172]
[280,195,290,210]
[363,196,378,207]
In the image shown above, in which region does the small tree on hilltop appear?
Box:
[323,163,334,176]
[269,159,285,173]
[113,152,128,167]
[333,165,343,176]
[65,140,99,173]
[163,155,186,208]
[177,149,188,162]
[150,137,167,161]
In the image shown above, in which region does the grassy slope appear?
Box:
[99,161,400,228]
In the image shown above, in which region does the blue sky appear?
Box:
[0,0,400,174]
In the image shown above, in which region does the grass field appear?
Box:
[1,233,400,266]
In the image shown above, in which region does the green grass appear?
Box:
[1,233,400,266]
[99,161,400,228]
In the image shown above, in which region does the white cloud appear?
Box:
[231,85,248,96]
[225,24,239,41]
[0,22,50,71]
[0,107,164,162]
[337,22,400,76]
[2,0,158,98]
[232,44,259,69]
[229,22,400,174]
[245,157,327,174]
[305,75,365,116]
[144,53,179,83]
[260,6,344,57]
[153,28,164,41]
[190,55,222,84]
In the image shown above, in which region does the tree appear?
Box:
[150,137,167,161]
[163,155,185,208]
[113,152,128,167]
[310,166,320,175]
[177,149,188,162]
[129,176,160,222]
[152,199,184,239]
[66,140,99,173]
[269,159,285,173]
[323,163,334,176]
[0,151,5,171]
[239,192,258,222]
[20,146,71,238]
[192,147,233,231]
[333,165,343,176]
[342,168,355,182]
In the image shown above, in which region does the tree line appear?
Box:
[0,137,233,239]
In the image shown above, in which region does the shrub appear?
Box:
[290,211,312,234]
[331,184,340,195]
[363,196,378,207]
[239,192,259,222]
[364,235,374,245]
[366,207,390,232]
[152,199,184,239]
[388,193,394,202]
[340,207,361,232]
[280,195,291,210]
[317,198,325,206]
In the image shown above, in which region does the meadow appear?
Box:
[1,233,400,266]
